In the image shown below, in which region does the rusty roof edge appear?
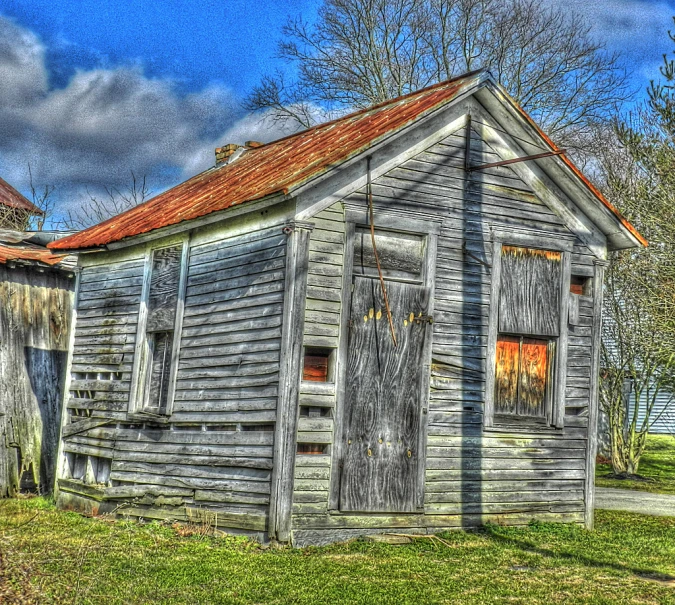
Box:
[98,191,292,252]
[0,250,75,271]
[47,164,223,251]
[481,80,647,249]
[287,71,491,201]
[0,177,44,214]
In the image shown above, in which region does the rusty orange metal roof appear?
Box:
[0,243,68,267]
[50,70,645,250]
[49,72,483,251]
[0,177,43,214]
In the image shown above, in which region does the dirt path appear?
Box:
[595,487,675,517]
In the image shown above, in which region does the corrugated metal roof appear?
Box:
[0,243,69,267]
[0,177,43,214]
[49,70,645,251]
[49,72,481,251]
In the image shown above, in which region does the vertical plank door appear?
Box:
[339,277,429,512]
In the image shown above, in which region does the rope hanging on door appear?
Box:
[367,157,397,347]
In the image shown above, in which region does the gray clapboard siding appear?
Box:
[169,226,286,521]
[291,122,595,536]
[66,261,143,417]
[58,225,289,530]
[290,205,343,507]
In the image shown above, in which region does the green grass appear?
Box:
[1,498,675,604]
[596,434,675,495]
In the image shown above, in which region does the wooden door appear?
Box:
[339,277,430,512]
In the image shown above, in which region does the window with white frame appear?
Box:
[130,240,188,416]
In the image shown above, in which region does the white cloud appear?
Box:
[0,15,290,219]
[0,17,47,106]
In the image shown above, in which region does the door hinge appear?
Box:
[414,315,433,324]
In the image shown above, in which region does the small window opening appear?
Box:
[297,443,328,455]
[303,348,335,382]
[299,406,331,418]
[70,408,92,419]
[570,275,592,296]
[65,453,112,486]
[205,424,237,432]
[241,424,275,432]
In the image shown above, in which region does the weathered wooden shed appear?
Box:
[0,180,75,496]
[49,71,644,545]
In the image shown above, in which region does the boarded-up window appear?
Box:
[353,229,423,282]
[146,246,181,331]
[142,244,183,414]
[494,245,561,423]
[146,331,173,412]
[499,246,561,337]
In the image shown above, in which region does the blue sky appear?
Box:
[0,0,674,221]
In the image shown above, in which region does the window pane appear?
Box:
[147,245,182,332]
[495,335,520,415]
[146,331,173,413]
[499,246,561,337]
[495,336,552,420]
[518,338,549,418]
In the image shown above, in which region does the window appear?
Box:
[570,275,591,295]
[352,228,424,283]
[486,241,571,428]
[494,335,554,422]
[130,241,188,417]
[302,347,335,382]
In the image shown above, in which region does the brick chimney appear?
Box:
[215,144,242,166]
[215,141,266,167]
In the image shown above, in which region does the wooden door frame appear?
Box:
[328,207,440,512]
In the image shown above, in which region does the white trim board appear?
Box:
[475,84,636,251]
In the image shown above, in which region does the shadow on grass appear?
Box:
[479,524,675,584]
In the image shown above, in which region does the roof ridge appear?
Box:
[250,69,488,152]
[49,68,642,251]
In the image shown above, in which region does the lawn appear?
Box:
[596,434,675,495]
[1,498,675,604]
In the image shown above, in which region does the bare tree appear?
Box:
[598,20,675,476]
[246,0,631,152]
[27,164,55,231]
[0,165,54,231]
[58,173,150,231]
[244,71,321,130]
[601,253,675,476]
